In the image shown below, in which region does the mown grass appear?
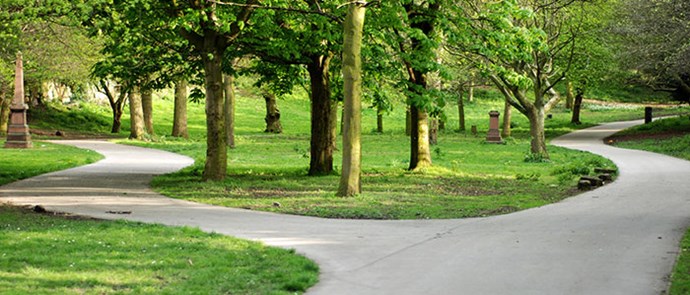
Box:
[608,116,690,295]
[0,205,318,294]
[0,141,103,185]
[27,86,690,219]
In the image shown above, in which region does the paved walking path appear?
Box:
[2,120,690,294]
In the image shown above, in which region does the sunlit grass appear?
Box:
[0,205,319,294]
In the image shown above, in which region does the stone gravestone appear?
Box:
[4,52,32,149]
[486,110,503,143]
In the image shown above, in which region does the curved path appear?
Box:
[2,120,690,294]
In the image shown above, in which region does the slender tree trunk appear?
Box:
[457,90,465,131]
[142,87,154,135]
[501,99,512,138]
[307,54,335,176]
[468,81,474,102]
[201,47,227,181]
[337,3,365,197]
[111,106,123,133]
[173,80,189,138]
[376,105,383,133]
[129,86,145,140]
[0,88,9,135]
[223,75,235,147]
[409,105,432,170]
[566,81,575,110]
[262,89,282,133]
[405,108,411,136]
[571,90,583,124]
[526,106,548,158]
[429,118,438,145]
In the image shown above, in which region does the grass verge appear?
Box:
[0,204,318,294]
[0,141,103,186]
[609,116,690,294]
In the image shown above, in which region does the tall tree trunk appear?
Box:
[112,106,123,133]
[142,87,154,135]
[457,90,465,131]
[307,54,335,176]
[173,80,189,138]
[223,74,235,147]
[565,80,575,110]
[201,47,227,181]
[129,86,145,140]
[526,106,548,158]
[429,118,438,145]
[262,89,282,133]
[468,81,474,102]
[501,99,512,138]
[571,90,583,124]
[0,88,9,135]
[376,104,383,133]
[337,3,365,197]
[409,105,432,170]
[405,108,411,136]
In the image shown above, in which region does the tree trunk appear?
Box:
[457,91,465,131]
[142,87,154,135]
[201,47,227,181]
[262,89,282,133]
[429,118,438,145]
[337,3,365,197]
[307,54,335,176]
[571,90,583,124]
[526,106,548,159]
[566,80,575,110]
[111,106,123,133]
[0,88,9,135]
[376,107,383,133]
[468,81,474,102]
[409,105,432,170]
[223,74,235,147]
[501,99,512,138]
[129,86,145,140]
[172,80,189,138]
[405,108,411,136]
[439,119,445,131]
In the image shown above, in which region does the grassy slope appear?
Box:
[610,116,690,295]
[0,205,318,294]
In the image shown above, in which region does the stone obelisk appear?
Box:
[4,52,32,148]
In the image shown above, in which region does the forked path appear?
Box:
[2,120,690,294]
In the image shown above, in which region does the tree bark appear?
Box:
[566,80,575,110]
[0,87,9,135]
[129,86,145,140]
[262,89,282,133]
[223,74,235,147]
[142,87,154,135]
[526,106,548,158]
[201,46,227,181]
[502,99,511,138]
[172,80,189,138]
[337,3,365,197]
[307,54,335,176]
[405,108,411,136]
[571,90,583,124]
[376,106,383,133]
[468,80,474,102]
[409,105,432,170]
[457,90,465,131]
[429,118,438,145]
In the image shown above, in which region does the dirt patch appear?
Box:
[30,128,122,140]
[1,203,101,221]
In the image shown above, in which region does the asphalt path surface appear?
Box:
[2,119,690,294]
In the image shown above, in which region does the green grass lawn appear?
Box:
[0,141,103,185]
[26,87,690,219]
[0,205,318,294]
[609,116,690,295]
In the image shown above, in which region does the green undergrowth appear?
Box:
[609,116,690,294]
[0,205,318,294]
[0,141,103,185]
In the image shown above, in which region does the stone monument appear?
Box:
[4,52,32,149]
[486,110,503,143]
